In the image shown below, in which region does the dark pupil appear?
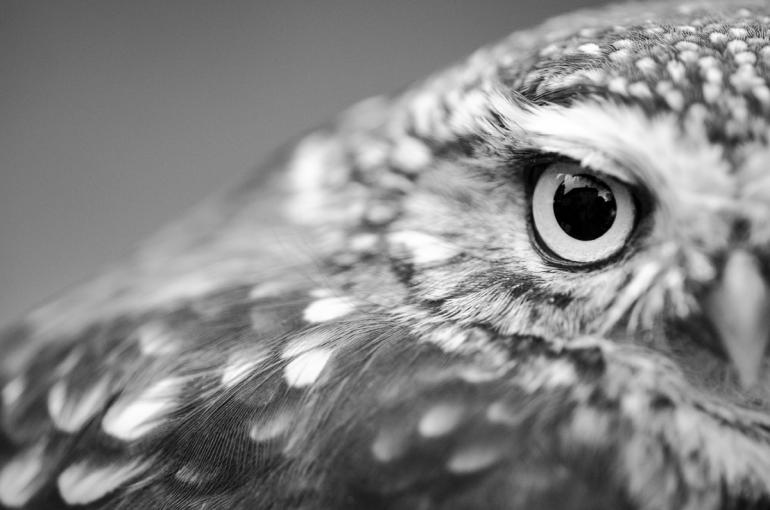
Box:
[552,174,616,241]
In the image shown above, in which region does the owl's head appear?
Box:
[280,1,770,410]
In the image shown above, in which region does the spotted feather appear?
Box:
[5,1,770,509]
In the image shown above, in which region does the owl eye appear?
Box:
[531,161,636,264]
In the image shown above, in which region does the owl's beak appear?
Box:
[704,250,770,388]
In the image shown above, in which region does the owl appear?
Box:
[2,1,770,509]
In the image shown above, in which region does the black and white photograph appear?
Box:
[2,1,770,508]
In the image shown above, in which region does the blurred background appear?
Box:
[0,0,605,327]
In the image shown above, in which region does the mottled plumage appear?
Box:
[3,1,770,509]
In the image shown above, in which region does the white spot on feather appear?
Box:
[421,326,469,353]
[418,404,465,438]
[612,39,633,49]
[607,76,628,95]
[729,27,748,39]
[175,464,216,485]
[354,138,389,168]
[303,296,357,323]
[282,330,331,359]
[628,82,652,99]
[284,348,333,387]
[703,82,722,103]
[309,288,334,298]
[57,459,148,505]
[136,322,181,356]
[730,65,763,92]
[609,49,632,63]
[371,427,408,462]
[635,57,657,75]
[734,51,757,65]
[2,376,24,409]
[446,445,501,474]
[753,85,770,104]
[727,40,748,54]
[567,407,611,445]
[249,408,295,441]
[409,89,442,138]
[486,401,525,426]
[249,281,290,300]
[699,57,722,83]
[54,348,83,377]
[517,359,577,392]
[663,89,685,112]
[678,50,699,64]
[709,32,728,44]
[388,230,459,265]
[457,365,502,384]
[577,43,601,55]
[285,133,359,227]
[667,60,686,83]
[102,378,182,441]
[675,41,699,52]
[350,233,379,253]
[578,27,599,38]
[0,442,46,507]
[221,349,269,388]
[391,137,431,172]
[48,377,110,433]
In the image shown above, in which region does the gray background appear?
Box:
[0,0,605,327]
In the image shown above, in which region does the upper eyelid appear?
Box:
[519,145,640,187]
[521,152,635,188]
[582,164,639,190]
[581,160,638,188]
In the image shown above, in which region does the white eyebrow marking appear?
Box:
[515,99,730,198]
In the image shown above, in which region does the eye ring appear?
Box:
[531,161,636,265]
